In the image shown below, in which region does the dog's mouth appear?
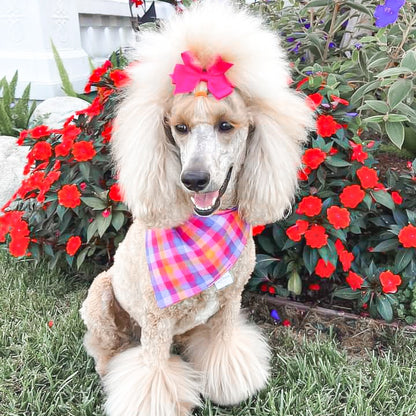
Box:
[191,167,233,217]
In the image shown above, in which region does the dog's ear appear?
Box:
[238,92,313,225]
[112,93,192,228]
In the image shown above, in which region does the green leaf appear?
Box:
[344,1,371,15]
[257,235,275,255]
[386,114,409,123]
[388,79,412,110]
[325,156,351,167]
[79,162,91,180]
[96,213,112,237]
[385,121,404,148]
[376,296,393,322]
[111,211,125,231]
[50,39,77,97]
[303,245,318,275]
[362,100,389,113]
[86,219,98,242]
[394,249,413,273]
[304,0,330,7]
[81,197,107,210]
[372,190,395,210]
[287,271,302,295]
[377,67,413,78]
[363,115,385,124]
[371,238,399,253]
[400,51,416,71]
[334,287,361,300]
[77,247,89,269]
[256,254,278,269]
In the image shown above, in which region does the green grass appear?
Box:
[1,249,416,416]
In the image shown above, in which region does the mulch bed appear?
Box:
[242,292,416,357]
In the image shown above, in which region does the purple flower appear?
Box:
[286,37,295,42]
[270,309,280,321]
[354,43,362,50]
[345,112,358,117]
[328,42,336,49]
[374,0,406,28]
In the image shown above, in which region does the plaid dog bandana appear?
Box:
[145,208,250,309]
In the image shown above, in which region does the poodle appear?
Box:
[80,2,313,416]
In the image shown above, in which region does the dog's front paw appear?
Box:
[186,315,271,406]
[104,346,201,416]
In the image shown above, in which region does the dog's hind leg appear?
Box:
[185,296,271,406]
[80,270,140,377]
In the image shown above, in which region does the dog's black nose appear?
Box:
[181,171,210,192]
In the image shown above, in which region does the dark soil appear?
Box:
[376,151,410,178]
[242,292,415,358]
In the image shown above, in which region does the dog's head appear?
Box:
[112,2,313,228]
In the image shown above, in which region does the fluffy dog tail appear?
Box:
[103,346,201,416]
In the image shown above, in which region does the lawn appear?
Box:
[1,249,416,416]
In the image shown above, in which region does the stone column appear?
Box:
[0,0,90,100]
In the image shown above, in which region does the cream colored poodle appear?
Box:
[80,3,312,416]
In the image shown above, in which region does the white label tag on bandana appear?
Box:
[214,271,234,290]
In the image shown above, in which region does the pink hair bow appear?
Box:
[170,51,234,100]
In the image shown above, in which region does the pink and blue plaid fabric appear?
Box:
[145,208,250,309]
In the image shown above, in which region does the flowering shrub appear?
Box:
[255,0,416,152]
[0,57,131,270]
[251,72,416,322]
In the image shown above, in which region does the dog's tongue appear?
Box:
[194,191,219,209]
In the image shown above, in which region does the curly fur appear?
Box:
[112,1,313,227]
[81,3,313,416]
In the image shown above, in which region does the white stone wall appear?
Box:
[0,0,174,100]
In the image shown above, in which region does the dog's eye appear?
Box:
[218,122,234,132]
[175,124,189,134]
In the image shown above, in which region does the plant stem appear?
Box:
[323,1,341,63]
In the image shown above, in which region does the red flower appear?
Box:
[17,130,28,145]
[260,283,268,292]
[268,286,276,295]
[297,196,322,217]
[330,95,349,106]
[309,283,321,291]
[335,239,345,255]
[340,185,365,209]
[31,141,52,161]
[282,319,291,327]
[110,69,130,88]
[327,206,350,229]
[61,124,81,141]
[77,96,103,118]
[102,123,113,143]
[356,166,379,189]
[58,184,81,208]
[30,125,51,139]
[48,320,54,328]
[286,219,309,242]
[350,142,368,164]
[252,225,266,236]
[302,148,327,170]
[304,224,328,248]
[55,137,74,157]
[297,166,311,181]
[9,235,30,257]
[339,250,354,272]
[316,115,342,137]
[315,258,336,278]
[72,141,96,162]
[306,93,323,110]
[391,191,403,205]
[329,147,338,155]
[296,77,309,91]
[132,0,143,6]
[102,208,111,218]
[398,224,416,248]
[66,236,82,256]
[379,270,402,294]
[346,271,364,291]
